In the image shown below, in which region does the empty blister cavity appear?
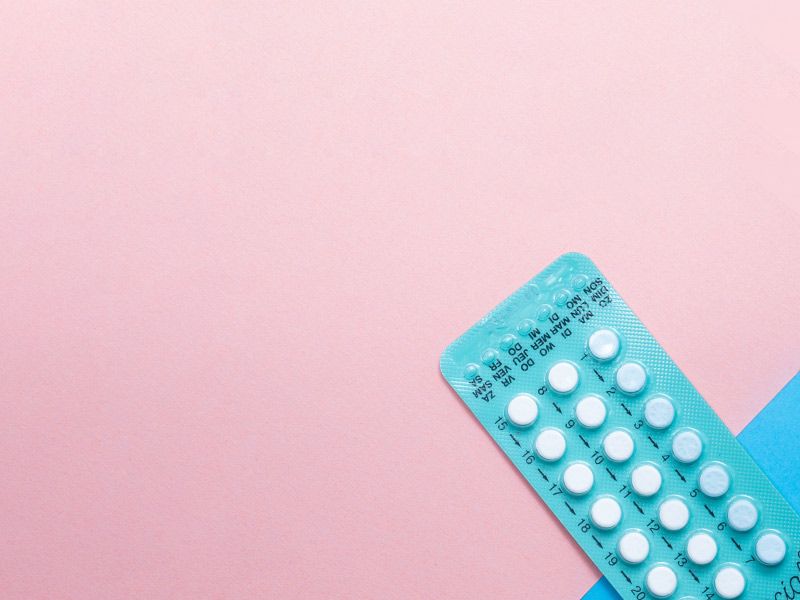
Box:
[630,463,662,497]
[575,395,607,429]
[644,395,675,429]
[646,565,678,598]
[536,305,554,322]
[506,393,539,427]
[603,430,634,463]
[590,497,622,530]
[672,429,703,464]
[571,274,588,290]
[686,531,718,565]
[698,463,730,498]
[714,566,746,599]
[554,289,571,307]
[615,362,647,394]
[588,328,620,361]
[516,319,535,335]
[547,361,579,394]
[726,498,758,532]
[755,531,786,565]
[463,363,480,380]
[659,497,690,531]
[499,334,516,350]
[562,462,594,496]
[617,530,649,564]
[535,428,566,462]
[481,349,499,365]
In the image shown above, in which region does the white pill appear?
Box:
[631,464,662,497]
[603,430,634,463]
[562,462,594,495]
[575,395,607,429]
[659,498,690,531]
[644,396,675,429]
[590,497,622,530]
[727,499,758,532]
[588,329,620,360]
[686,532,718,565]
[698,464,730,498]
[646,565,678,598]
[755,532,786,566]
[615,362,647,394]
[506,393,539,427]
[617,530,650,564]
[714,566,746,599]
[672,430,703,463]
[535,429,567,461]
[548,361,579,394]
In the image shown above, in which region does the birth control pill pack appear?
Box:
[440,253,800,599]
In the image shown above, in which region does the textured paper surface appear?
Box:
[2,3,800,598]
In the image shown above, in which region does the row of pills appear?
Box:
[586,329,787,598]
[561,461,780,598]
[502,327,788,599]
[545,328,648,395]
[644,564,747,599]
[507,393,733,500]
[550,389,675,432]
[561,466,776,598]
[547,359,647,404]
[561,461,784,554]
[587,329,734,599]
[572,394,675,430]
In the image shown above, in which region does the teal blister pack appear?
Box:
[440,253,800,600]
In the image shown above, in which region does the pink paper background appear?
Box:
[2,3,800,599]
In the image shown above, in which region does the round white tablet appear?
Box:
[548,361,579,394]
[714,566,746,599]
[603,430,634,463]
[562,462,594,495]
[659,498,690,531]
[615,362,647,394]
[506,393,539,427]
[535,429,567,462]
[617,530,649,564]
[644,396,675,429]
[588,329,620,361]
[575,395,607,429]
[698,464,730,498]
[646,565,678,598]
[672,430,703,463]
[631,464,662,497]
[686,532,718,565]
[726,499,758,532]
[755,532,786,566]
[590,497,622,530]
